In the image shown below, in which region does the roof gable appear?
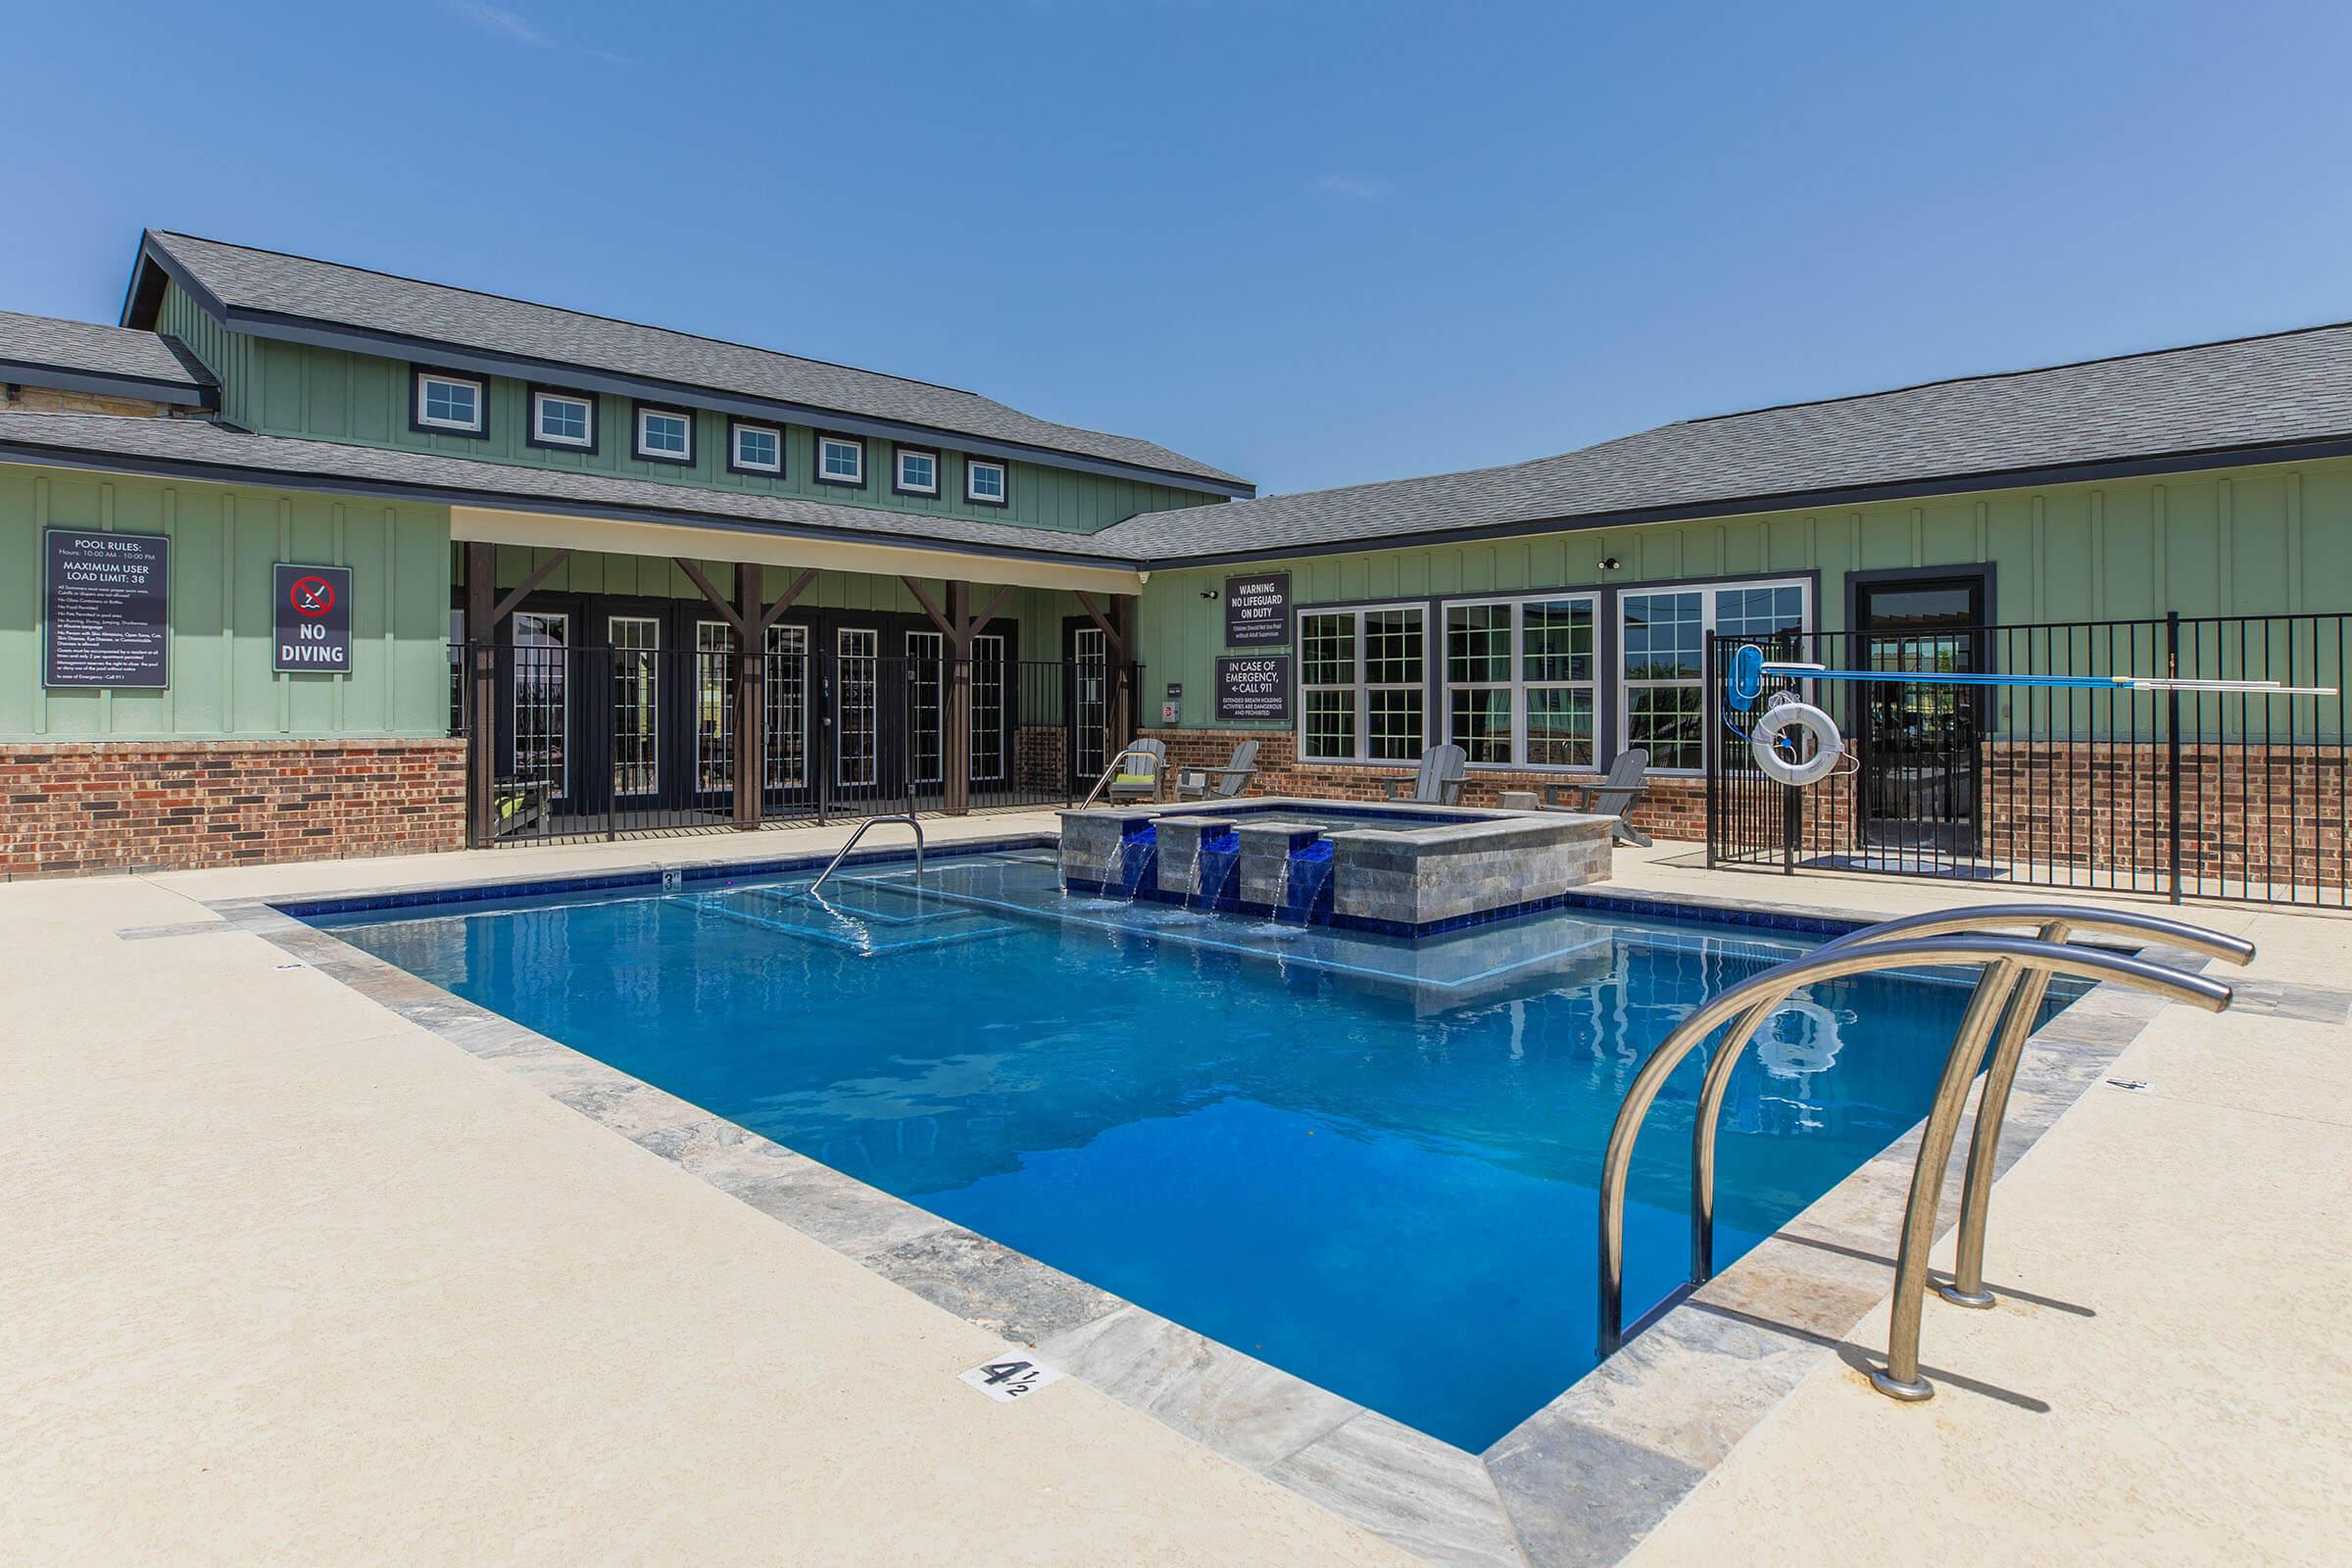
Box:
[127,230,1248,493]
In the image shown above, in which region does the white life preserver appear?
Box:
[1749,699,1843,786]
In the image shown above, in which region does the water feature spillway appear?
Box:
[1093,820,1157,898]
[1277,838,1336,924]
[1192,829,1242,912]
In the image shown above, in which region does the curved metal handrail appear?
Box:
[1813,903,2255,962]
[1079,745,1168,810]
[1685,906,2254,1296]
[809,813,924,895]
[1595,933,2232,1399]
[1813,906,2252,1309]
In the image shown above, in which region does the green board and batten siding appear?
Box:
[155,281,1223,534]
[0,463,452,740]
[1137,456,2352,728]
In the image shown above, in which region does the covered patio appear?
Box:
[449,507,1147,846]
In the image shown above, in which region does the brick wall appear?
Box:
[1139,727,1705,840]
[0,739,467,879]
[1697,740,2349,891]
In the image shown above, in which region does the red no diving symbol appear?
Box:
[291,575,336,617]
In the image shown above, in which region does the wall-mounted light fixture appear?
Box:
[1597,557,1623,572]
[1200,587,1220,601]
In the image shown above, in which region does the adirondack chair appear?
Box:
[494,778,552,838]
[1381,743,1468,807]
[1544,747,1653,847]
[1104,738,1168,804]
[1175,740,1260,802]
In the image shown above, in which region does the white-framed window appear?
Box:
[816,434,865,486]
[414,369,485,434]
[529,389,594,450]
[1619,577,1808,772]
[835,627,879,786]
[609,615,661,796]
[1298,604,1426,763]
[729,420,781,475]
[635,405,694,464]
[895,445,939,497]
[1443,594,1598,768]
[964,458,1007,507]
[971,631,1007,782]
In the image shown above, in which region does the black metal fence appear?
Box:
[453,642,1127,846]
[1705,612,2352,906]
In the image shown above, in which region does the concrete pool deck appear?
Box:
[3,816,2346,1564]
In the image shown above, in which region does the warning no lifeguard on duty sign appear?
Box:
[272,564,353,673]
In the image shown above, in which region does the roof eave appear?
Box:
[0,357,214,409]
[1126,432,2352,568]
[0,431,1153,573]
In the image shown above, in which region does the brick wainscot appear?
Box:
[1,739,466,879]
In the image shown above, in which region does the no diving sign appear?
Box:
[273,564,353,673]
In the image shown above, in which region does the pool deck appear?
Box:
[3,816,2345,1565]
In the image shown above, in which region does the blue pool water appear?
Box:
[311,850,2062,1451]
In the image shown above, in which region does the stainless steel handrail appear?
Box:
[1681,907,2255,1296]
[809,812,924,895]
[1594,932,2233,1400]
[1814,906,2252,1309]
[1078,746,1166,810]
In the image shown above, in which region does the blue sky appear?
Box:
[7,1,2352,496]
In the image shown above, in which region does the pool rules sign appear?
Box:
[273,564,354,672]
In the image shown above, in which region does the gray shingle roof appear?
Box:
[141,231,1247,489]
[0,310,208,391]
[0,413,1140,566]
[1096,320,2352,561]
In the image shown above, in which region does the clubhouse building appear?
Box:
[3,231,2347,889]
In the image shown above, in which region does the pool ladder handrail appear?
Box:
[1808,906,2251,1318]
[809,813,925,896]
[1078,746,1170,810]
[1595,909,2245,1401]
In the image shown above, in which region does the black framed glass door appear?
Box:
[1852,572,1988,855]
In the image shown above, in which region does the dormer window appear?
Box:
[413,369,486,436]
[634,404,695,465]
[729,420,782,476]
[528,387,596,451]
[965,458,1008,507]
[893,445,939,497]
[816,433,865,487]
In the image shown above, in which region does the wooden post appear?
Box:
[734,564,765,829]
[465,542,497,848]
[1110,593,1137,756]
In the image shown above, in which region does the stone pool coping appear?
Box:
[211,843,2217,1568]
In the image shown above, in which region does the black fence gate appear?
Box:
[1705,613,2352,906]
[454,642,1130,846]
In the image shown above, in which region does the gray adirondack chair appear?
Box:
[1175,739,1260,802]
[1382,743,1468,807]
[1104,738,1167,804]
[1546,747,1653,847]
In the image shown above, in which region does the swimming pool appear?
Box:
[307,849,2066,1451]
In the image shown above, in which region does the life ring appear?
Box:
[1749,699,1843,786]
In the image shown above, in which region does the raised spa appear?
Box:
[1057,797,1617,935]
